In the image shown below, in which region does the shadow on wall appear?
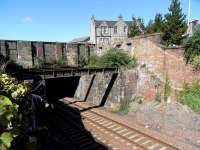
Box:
[46,72,118,107]
[100,73,118,106]
[45,76,80,103]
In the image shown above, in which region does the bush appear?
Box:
[87,48,137,68]
[117,96,143,114]
[87,55,101,67]
[118,97,134,114]
[0,73,28,148]
[56,57,66,67]
[191,55,200,70]
[155,91,162,102]
[79,55,89,67]
[184,27,200,63]
[33,57,45,68]
[178,81,200,113]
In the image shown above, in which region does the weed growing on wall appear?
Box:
[164,78,172,101]
[155,91,162,102]
[117,96,143,114]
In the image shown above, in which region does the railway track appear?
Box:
[44,106,109,150]
[60,98,179,150]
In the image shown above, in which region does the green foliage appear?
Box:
[155,91,162,102]
[184,27,200,64]
[178,81,200,113]
[162,0,187,45]
[146,19,154,34]
[0,73,28,148]
[191,55,200,70]
[87,49,137,68]
[164,78,172,101]
[33,57,45,68]
[128,16,145,37]
[0,56,7,74]
[118,97,133,114]
[56,57,66,67]
[117,96,143,114]
[0,132,13,148]
[146,13,164,34]
[87,55,101,67]
[79,54,89,67]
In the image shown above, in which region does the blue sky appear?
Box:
[0,0,199,42]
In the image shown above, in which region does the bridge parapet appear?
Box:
[8,67,118,80]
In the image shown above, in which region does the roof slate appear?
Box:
[94,20,132,27]
[69,36,90,43]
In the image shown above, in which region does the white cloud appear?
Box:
[22,17,33,23]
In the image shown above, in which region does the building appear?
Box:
[187,20,200,37]
[90,15,132,45]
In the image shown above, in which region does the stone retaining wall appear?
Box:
[0,39,95,68]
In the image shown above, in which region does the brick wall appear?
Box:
[130,35,200,89]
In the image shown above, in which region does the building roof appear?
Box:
[69,36,90,43]
[94,20,132,27]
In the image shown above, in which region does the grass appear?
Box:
[117,96,143,114]
[178,81,200,113]
[118,97,133,114]
[164,78,172,101]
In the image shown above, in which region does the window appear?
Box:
[101,26,108,34]
[116,44,121,48]
[103,38,109,44]
[99,38,103,43]
[126,43,132,46]
[124,26,127,32]
[114,26,117,34]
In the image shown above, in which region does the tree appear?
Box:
[153,13,164,33]
[146,19,154,34]
[162,0,187,45]
[128,16,145,37]
[184,27,200,64]
[146,13,164,34]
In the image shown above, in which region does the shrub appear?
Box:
[184,27,200,63]
[79,54,89,67]
[56,57,66,67]
[33,57,45,68]
[117,96,143,114]
[191,55,200,70]
[87,48,137,68]
[0,73,28,148]
[87,55,101,67]
[178,81,200,113]
[118,97,133,114]
[155,91,162,102]
[0,63,7,74]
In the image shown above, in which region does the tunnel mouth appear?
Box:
[45,76,80,103]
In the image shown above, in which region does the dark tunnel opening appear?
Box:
[45,76,80,103]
